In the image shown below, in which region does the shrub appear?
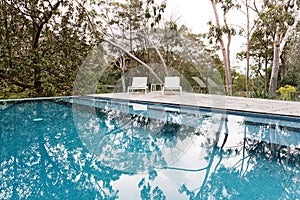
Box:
[276,85,296,100]
[249,89,269,99]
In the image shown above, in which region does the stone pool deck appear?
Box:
[90,92,300,118]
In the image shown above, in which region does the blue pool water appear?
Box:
[1,97,300,199]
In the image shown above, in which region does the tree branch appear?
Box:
[74,0,163,84]
[142,29,169,76]
[102,38,163,83]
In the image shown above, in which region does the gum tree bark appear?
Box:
[210,0,233,96]
[268,0,299,97]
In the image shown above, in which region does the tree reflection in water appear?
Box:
[1,100,121,199]
[1,99,300,199]
[179,115,300,200]
[72,100,202,174]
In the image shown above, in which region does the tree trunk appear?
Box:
[210,0,232,95]
[34,66,43,96]
[268,1,299,97]
[31,1,61,96]
[121,71,126,93]
[223,41,232,95]
[264,54,268,91]
[245,0,250,94]
[280,52,287,80]
[269,28,280,97]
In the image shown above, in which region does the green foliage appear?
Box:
[0,0,99,98]
[108,0,166,32]
[283,31,300,87]
[239,0,299,98]
[276,84,296,100]
[98,22,221,94]
[249,88,269,99]
[231,68,246,95]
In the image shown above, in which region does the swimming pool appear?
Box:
[1,97,300,199]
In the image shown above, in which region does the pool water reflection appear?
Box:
[0,97,299,199]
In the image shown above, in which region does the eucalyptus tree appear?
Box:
[234,0,261,94]
[208,0,241,96]
[247,21,274,91]
[256,0,300,97]
[244,0,252,93]
[0,0,100,97]
[101,0,167,92]
[284,30,300,87]
[238,0,299,96]
[160,23,224,93]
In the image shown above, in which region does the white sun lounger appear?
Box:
[127,77,148,94]
[162,76,182,95]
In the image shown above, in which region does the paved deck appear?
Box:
[90,92,300,117]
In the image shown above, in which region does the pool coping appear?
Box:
[88,92,300,118]
[1,93,300,119]
[0,96,72,103]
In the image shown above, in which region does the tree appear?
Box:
[236,0,260,94]
[264,0,300,97]
[244,0,252,93]
[100,0,166,92]
[0,0,99,98]
[208,0,240,96]
[283,30,300,87]
[95,18,225,95]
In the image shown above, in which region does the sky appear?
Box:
[163,0,214,34]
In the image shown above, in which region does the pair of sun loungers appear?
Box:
[127,76,182,94]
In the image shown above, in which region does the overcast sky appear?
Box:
[163,0,214,33]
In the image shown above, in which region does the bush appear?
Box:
[249,89,269,99]
[276,85,296,100]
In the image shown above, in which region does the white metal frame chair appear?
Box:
[162,76,182,95]
[127,77,148,94]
